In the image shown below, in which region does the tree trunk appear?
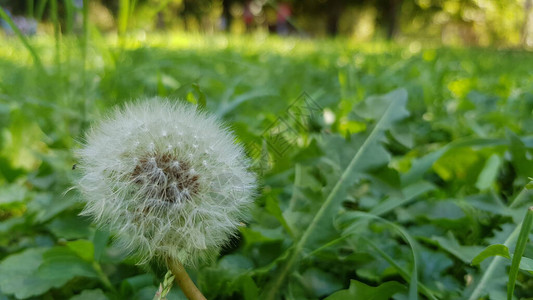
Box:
[326,2,342,36]
[386,0,400,39]
[222,0,232,32]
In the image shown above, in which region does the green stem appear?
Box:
[35,0,48,20]
[509,187,531,209]
[63,0,74,34]
[167,258,206,300]
[92,261,116,293]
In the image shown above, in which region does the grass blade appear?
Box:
[82,0,89,64]
[26,0,34,17]
[118,0,130,37]
[217,89,276,117]
[50,0,61,76]
[507,206,533,300]
[509,186,532,208]
[36,0,48,20]
[0,6,43,70]
[80,0,90,130]
[63,0,74,34]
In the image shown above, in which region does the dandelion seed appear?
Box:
[76,98,256,268]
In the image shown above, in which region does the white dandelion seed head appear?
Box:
[77,98,256,268]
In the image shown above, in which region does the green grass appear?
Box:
[0,32,532,299]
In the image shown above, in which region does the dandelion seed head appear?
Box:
[77,98,256,267]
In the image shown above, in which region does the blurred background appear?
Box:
[0,0,531,47]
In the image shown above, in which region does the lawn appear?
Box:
[0,33,532,299]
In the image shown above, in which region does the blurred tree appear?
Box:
[288,0,401,38]
[0,0,529,46]
[379,0,400,39]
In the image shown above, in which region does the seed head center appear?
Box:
[131,153,200,203]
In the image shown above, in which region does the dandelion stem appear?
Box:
[167,258,206,300]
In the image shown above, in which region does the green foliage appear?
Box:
[0,33,533,300]
[324,280,406,300]
[471,244,511,265]
[0,247,97,299]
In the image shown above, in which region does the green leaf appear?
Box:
[265,195,293,237]
[338,211,437,300]
[93,229,110,262]
[0,247,97,299]
[192,83,206,109]
[359,237,437,300]
[0,216,26,235]
[38,247,98,280]
[66,240,95,262]
[70,289,108,300]
[471,244,510,265]
[475,154,502,191]
[218,254,254,276]
[0,184,28,206]
[402,146,449,186]
[120,274,154,296]
[30,193,78,223]
[156,72,168,97]
[46,216,92,240]
[321,133,390,175]
[402,138,505,186]
[419,248,457,293]
[407,199,466,222]
[240,275,259,300]
[324,280,406,300]
[300,268,343,297]
[0,248,51,299]
[431,232,484,264]
[217,89,275,117]
[518,257,533,272]
[369,181,436,216]
[508,130,533,180]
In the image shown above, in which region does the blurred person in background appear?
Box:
[276,2,291,35]
[243,1,254,32]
